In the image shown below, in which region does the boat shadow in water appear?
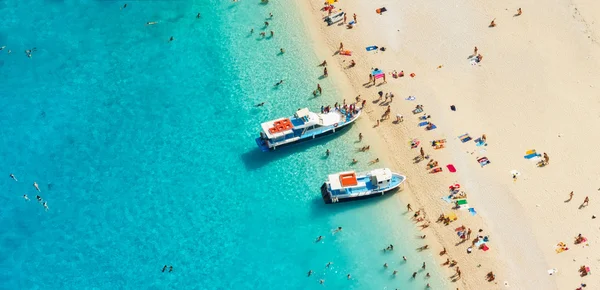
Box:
[309,188,399,217]
[240,127,353,171]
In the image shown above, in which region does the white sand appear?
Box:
[298,0,600,288]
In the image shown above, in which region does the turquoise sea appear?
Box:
[0,0,446,289]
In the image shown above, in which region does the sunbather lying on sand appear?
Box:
[426,160,438,169]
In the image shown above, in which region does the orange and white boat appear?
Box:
[255,107,361,152]
[321,168,406,204]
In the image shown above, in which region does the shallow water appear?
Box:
[0,1,446,289]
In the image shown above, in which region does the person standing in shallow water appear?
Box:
[325,149,330,156]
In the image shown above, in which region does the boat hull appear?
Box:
[255,116,354,152]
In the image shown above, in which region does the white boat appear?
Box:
[321,168,406,204]
[325,11,345,26]
[255,107,360,152]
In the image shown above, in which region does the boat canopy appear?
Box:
[370,168,392,183]
[295,108,310,119]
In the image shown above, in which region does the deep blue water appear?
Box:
[0,1,446,289]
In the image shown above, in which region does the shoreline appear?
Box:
[297,0,600,289]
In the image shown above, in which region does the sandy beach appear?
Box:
[299,0,600,288]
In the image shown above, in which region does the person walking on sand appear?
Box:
[323,67,328,77]
[516,8,522,16]
[489,19,496,27]
[420,147,425,159]
[317,84,322,94]
[567,191,574,202]
[582,196,589,207]
[473,46,478,56]
[353,13,357,23]
[358,133,363,141]
[343,13,347,24]
[467,228,472,239]
[407,204,413,211]
[339,42,344,52]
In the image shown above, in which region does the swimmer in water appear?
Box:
[280,48,285,54]
[146,21,158,25]
[23,194,29,201]
[326,262,332,267]
[121,4,127,9]
[315,235,323,242]
[274,80,283,86]
[307,270,313,277]
[169,36,174,42]
[255,102,265,107]
[0,46,6,51]
[36,195,42,202]
[325,149,330,156]
[169,266,173,272]
[10,173,17,181]
[332,226,342,233]
[34,182,40,192]
[43,202,49,211]
[196,13,201,18]
[402,256,407,261]
[162,265,167,272]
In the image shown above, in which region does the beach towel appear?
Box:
[446,164,456,172]
[418,121,429,127]
[547,269,557,275]
[474,137,487,147]
[372,69,383,75]
[456,199,468,205]
[412,108,423,114]
[365,46,378,51]
[376,7,387,14]
[478,157,490,167]
[446,212,457,221]
[426,124,437,130]
[468,208,477,216]
[459,133,472,143]
[526,149,536,155]
[340,50,352,56]
[419,115,428,120]
[442,195,453,203]
[481,244,490,251]
[405,96,416,101]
